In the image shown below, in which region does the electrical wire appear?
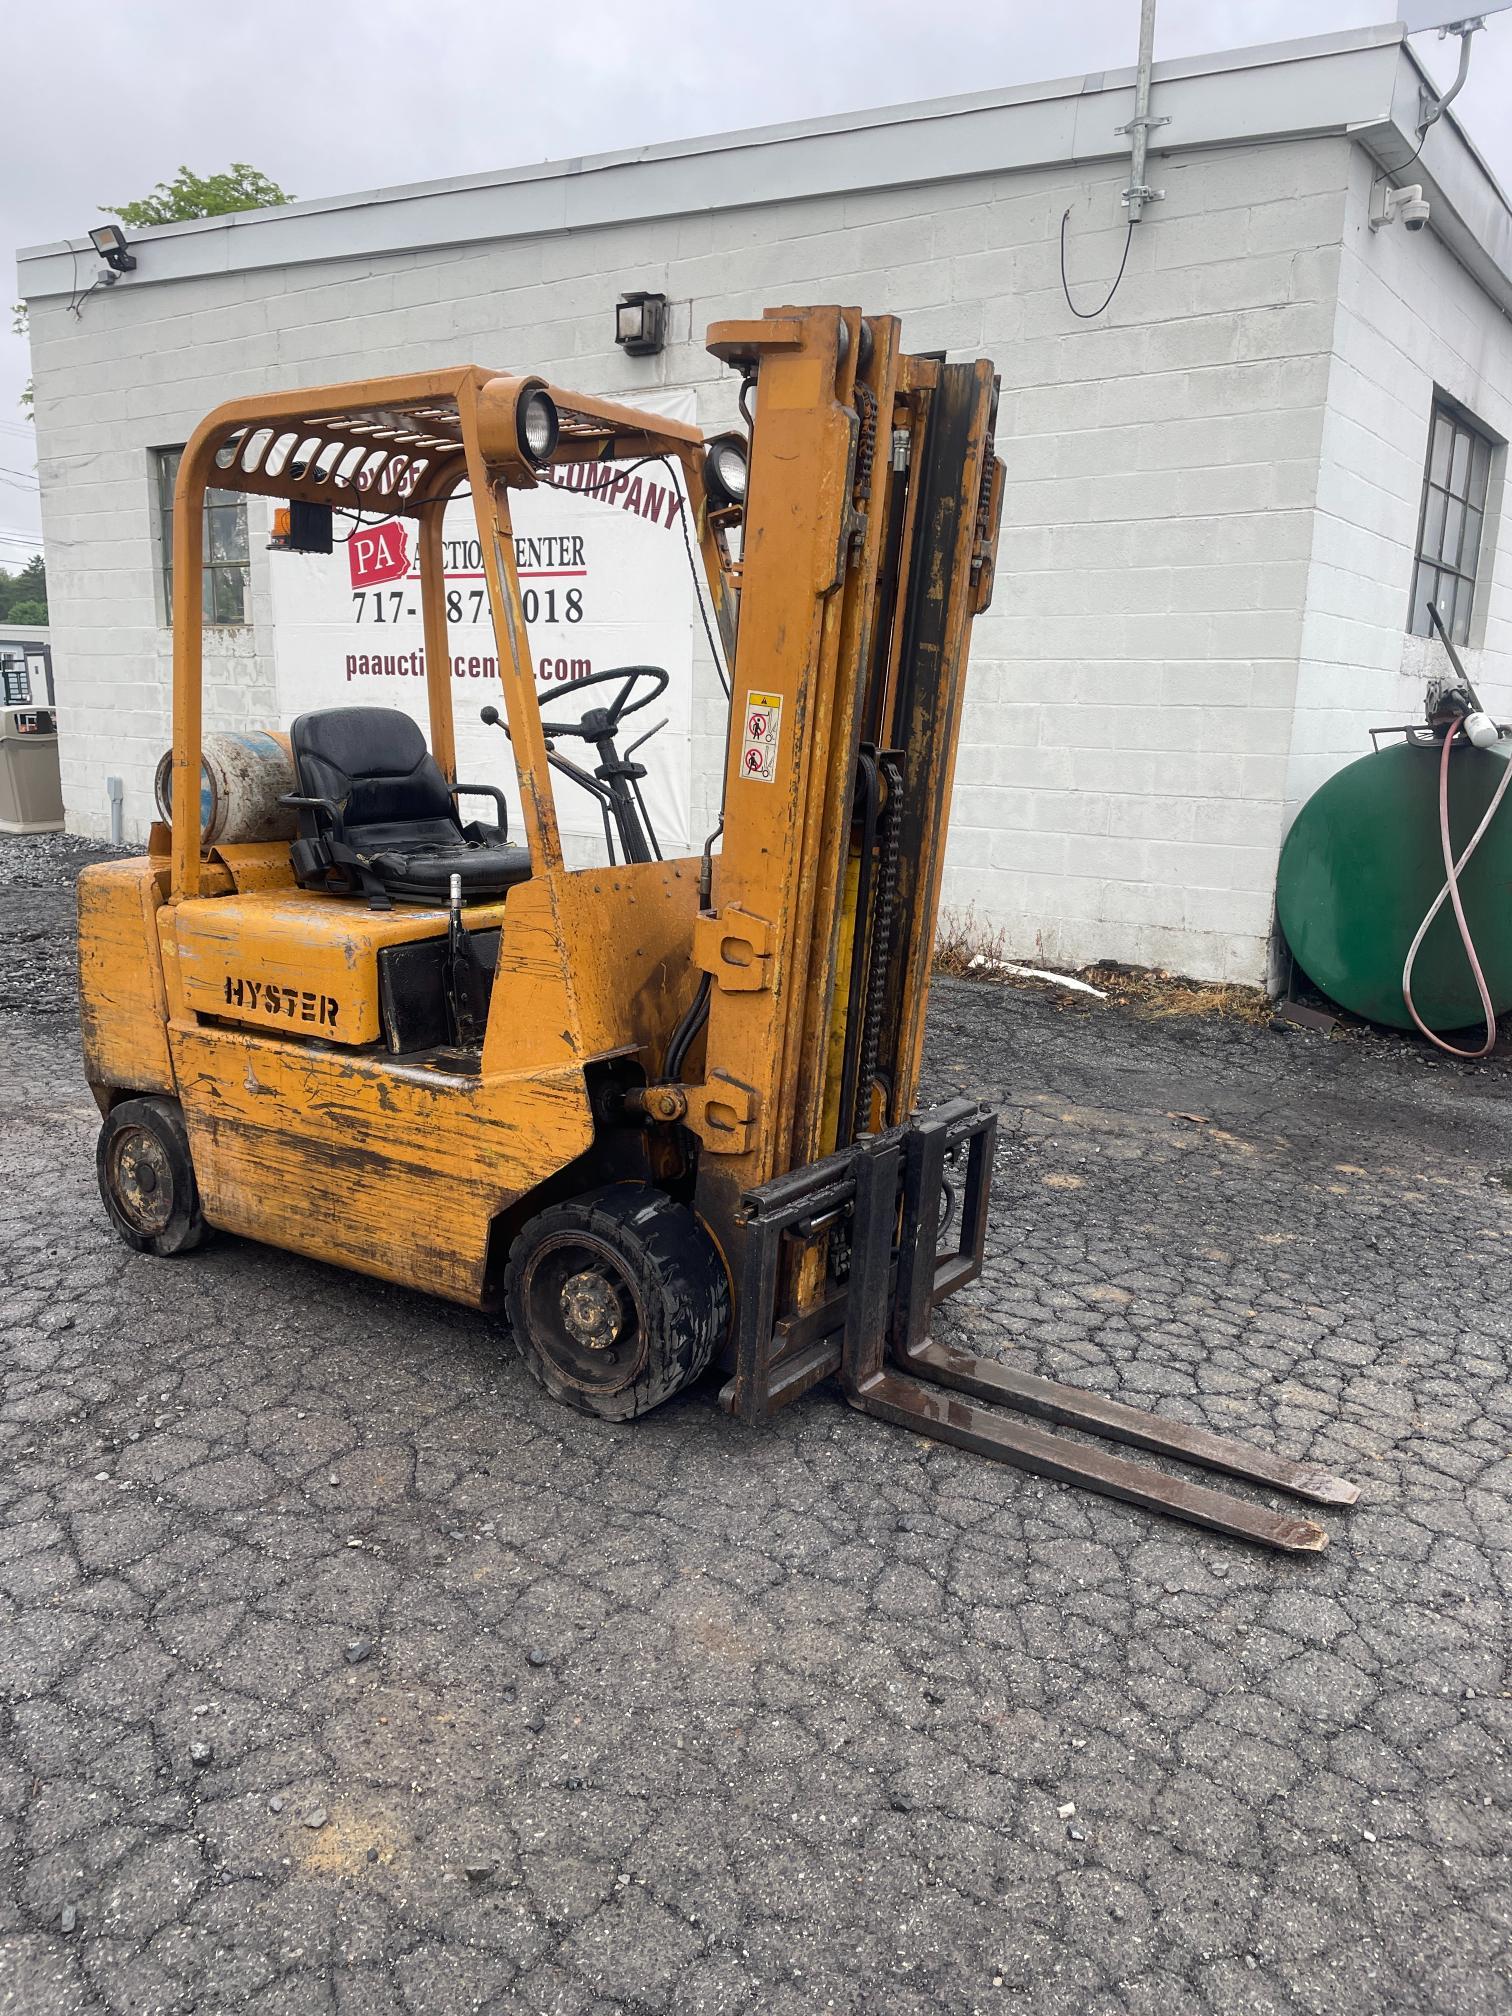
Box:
[65,246,105,322]
[1401,720,1512,1059]
[331,501,393,545]
[1059,207,1135,320]
[570,451,731,698]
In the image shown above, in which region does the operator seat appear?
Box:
[285,707,531,905]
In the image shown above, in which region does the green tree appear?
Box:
[12,302,32,416]
[104,164,293,229]
[0,555,47,624]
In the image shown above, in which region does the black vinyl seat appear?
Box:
[285,707,532,906]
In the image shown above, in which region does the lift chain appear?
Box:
[856,752,903,1123]
[852,382,878,507]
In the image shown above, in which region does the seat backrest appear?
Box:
[290,707,460,844]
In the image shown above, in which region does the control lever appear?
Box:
[444,871,487,1050]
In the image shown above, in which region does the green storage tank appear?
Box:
[1277,739,1512,1032]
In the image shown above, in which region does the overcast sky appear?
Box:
[5,1,1511,567]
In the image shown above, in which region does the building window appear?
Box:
[156,448,250,625]
[1410,402,1494,645]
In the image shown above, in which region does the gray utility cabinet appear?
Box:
[0,705,64,833]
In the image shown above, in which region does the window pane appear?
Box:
[1448,426,1471,498]
[1409,562,1436,636]
[1452,587,1472,645]
[1421,485,1448,562]
[1468,433,1491,509]
[1429,413,1453,485]
[211,565,248,625]
[158,448,182,625]
[1442,495,1465,569]
[1434,574,1459,638]
[1460,507,1483,581]
[207,505,248,564]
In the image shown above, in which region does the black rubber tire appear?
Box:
[96,1097,209,1257]
[503,1183,730,1422]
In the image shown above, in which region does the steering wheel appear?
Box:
[533,664,668,740]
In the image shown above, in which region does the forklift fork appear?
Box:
[735,1101,1358,1553]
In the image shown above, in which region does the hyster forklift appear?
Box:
[79,306,1357,1551]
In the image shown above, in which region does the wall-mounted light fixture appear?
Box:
[615,290,667,357]
[88,224,136,273]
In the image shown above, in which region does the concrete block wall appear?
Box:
[945,139,1348,983]
[1285,147,1512,820]
[31,133,1355,980]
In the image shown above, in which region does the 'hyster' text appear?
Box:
[223,976,340,1027]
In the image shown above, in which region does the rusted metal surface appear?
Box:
[729,1107,1357,1551]
[898,1338,1361,1507]
[152,731,295,847]
[848,1368,1331,1553]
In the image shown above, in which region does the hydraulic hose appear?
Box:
[1401,720,1512,1059]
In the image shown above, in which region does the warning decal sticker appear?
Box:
[741,690,783,784]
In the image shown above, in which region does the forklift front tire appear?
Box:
[503,1184,729,1422]
[97,1097,209,1257]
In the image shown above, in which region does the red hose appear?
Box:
[1401,721,1503,1059]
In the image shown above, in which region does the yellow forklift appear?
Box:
[78,306,1357,1550]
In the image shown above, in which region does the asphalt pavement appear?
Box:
[0,833,1507,2015]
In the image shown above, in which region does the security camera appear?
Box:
[1370,182,1431,234]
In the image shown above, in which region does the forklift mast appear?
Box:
[688,309,1003,1419]
[699,312,999,1184]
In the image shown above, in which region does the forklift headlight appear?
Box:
[476,374,561,486]
[519,389,559,466]
[704,433,748,511]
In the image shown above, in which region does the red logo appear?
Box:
[348,520,410,588]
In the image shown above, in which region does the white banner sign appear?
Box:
[269,387,698,857]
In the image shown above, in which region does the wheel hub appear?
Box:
[113,1129,173,1234]
[559,1268,625,1351]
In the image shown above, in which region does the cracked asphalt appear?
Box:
[0,832,1508,2016]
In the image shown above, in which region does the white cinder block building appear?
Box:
[17,24,1512,984]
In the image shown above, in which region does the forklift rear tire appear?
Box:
[97,1097,209,1257]
[503,1184,730,1422]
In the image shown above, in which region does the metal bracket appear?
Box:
[682,1071,757,1154]
[1114,113,1170,135]
[1121,184,1165,208]
[692,905,774,993]
[1417,17,1484,138]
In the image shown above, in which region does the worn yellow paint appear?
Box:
[171,1020,592,1303]
[78,310,1001,1350]
[77,860,176,1105]
[171,888,508,1046]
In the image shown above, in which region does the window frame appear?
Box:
[155,447,252,628]
[1408,399,1495,647]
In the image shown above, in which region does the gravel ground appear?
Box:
[0,831,1508,2016]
